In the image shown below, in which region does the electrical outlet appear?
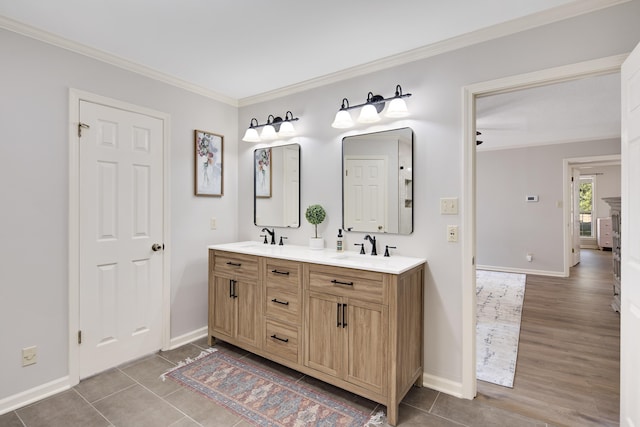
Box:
[22,346,37,367]
[526,253,533,262]
[447,225,458,242]
[440,198,458,215]
[210,217,217,230]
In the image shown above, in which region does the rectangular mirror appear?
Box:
[342,127,413,234]
[254,143,300,228]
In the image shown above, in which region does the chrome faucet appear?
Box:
[364,235,377,256]
[261,228,276,245]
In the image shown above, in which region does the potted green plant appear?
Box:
[305,204,326,250]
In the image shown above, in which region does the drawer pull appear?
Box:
[226,262,242,267]
[271,269,290,276]
[271,298,289,306]
[331,279,354,286]
[270,334,289,343]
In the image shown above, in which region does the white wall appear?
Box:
[1,0,639,407]
[592,165,622,219]
[237,2,640,388]
[0,29,238,400]
[476,140,620,274]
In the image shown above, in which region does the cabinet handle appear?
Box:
[271,298,289,306]
[331,279,354,286]
[337,303,342,327]
[271,269,290,276]
[270,334,289,343]
[342,304,347,328]
[226,262,242,267]
[230,280,238,298]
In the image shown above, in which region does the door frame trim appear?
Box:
[461,54,626,399]
[68,89,171,385]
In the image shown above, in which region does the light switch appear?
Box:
[210,217,217,230]
[440,198,458,215]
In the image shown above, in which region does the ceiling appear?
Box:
[0,1,623,148]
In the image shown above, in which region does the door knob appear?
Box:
[151,243,164,252]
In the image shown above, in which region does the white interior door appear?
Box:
[78,100,164,379]
[344,157,387,232]
[571,168,581,266]
[283,146,300,227]
[620,41,640,427]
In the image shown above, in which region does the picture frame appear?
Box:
[195,130,223,196]
[255,148,272,198]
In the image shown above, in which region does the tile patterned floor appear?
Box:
[0,337,551,427]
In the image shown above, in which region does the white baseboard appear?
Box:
[0,376,70,416]
[476,264,567,278]
[422,372,466,399]
[168,326,208,350]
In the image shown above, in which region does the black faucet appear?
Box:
[384,245,397,257]
[364,235,377,256]
[261,228,276,245]
[354,243,365,254]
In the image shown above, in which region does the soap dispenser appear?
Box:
[337,229,344,252]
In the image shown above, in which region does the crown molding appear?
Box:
[0,15,238,107]
[238,0,629,107]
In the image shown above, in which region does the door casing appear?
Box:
[68,89,171,385]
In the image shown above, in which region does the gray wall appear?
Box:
[1,0,639,405]
[476,140,620,273]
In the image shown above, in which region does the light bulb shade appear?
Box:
[357,104,381,123]
[331,110,354,128]
[260,124,277,140]
[242,127,261,142]
[385,98,409,118]
[278,121,296,137]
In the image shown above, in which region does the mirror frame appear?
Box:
[342,127,413,235]
[254,143,301,229]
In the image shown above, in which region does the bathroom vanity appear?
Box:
[208,242,425,425]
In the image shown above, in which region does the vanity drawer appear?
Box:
[264,320,299,363]
[265,287,299,322]
[265,258,301,290]
[213,251,258,279]
[308,265,386,304]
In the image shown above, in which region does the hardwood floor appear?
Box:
[477,249,620,426]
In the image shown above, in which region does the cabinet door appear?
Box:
[344,298,388,395]
[211,275,234,338]
[235,278,259,348]
[304,291,342,377]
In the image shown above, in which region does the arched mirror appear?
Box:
[254,143,300,228]
[342,127,413,234]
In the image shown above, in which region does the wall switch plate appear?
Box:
[22,346,37,366]
[210,217,217,230]
[447,225,458,242]
[440,198,458,215]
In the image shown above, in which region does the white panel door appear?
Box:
[79,100,164,379]
[571,168,581,266]
[344,158,386,233]
[283,146,300,227]
[620,41,640,427]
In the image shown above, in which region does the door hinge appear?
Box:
[78,122,90,137]
[78,330,82,344]
[572,248,575,253]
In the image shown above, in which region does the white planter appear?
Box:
[309,238,325,250]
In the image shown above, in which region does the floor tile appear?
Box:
[430,393,546,427]
[164,387,243,427]
[93,384,183,427]
[167,416,201,427]
[191,336,211,350]
[121,354,181,397]
[159,344,209,365]
[387,404,465,427]
[0,411,27,427]
[74,368,135,403]
[401,385,439,412]
[16,389,109,427]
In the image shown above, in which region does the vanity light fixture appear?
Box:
[331,84,412,129]
[242,111,299,142]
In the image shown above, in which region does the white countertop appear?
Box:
[208,241,426,274]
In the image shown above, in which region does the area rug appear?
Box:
[161,349,383,426]
[476,270,526,388]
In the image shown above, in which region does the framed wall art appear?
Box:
[195,130,223,196]
[255,148,272,198]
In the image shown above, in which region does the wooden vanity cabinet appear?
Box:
[208,251,261,350]
[208,248,424,426]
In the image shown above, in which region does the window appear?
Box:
[579,176,595,237]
